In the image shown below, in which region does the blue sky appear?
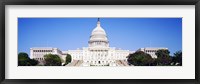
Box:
[18,18,182,56]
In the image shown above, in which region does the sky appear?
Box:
[18,18,182,56]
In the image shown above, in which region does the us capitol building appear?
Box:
[30,19,168,66]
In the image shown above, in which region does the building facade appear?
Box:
[30,19,168,66]
[137,47,168,58]
[30,47,65,65]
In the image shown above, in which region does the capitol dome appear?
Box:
[89,18,109,47]
[91,23,106,36]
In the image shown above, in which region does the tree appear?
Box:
[65,54,72,65]
[18,52,38,66]
[44,54,62,66]
[155,49,172,66]
[172,51,182,66]
[29,59,39,66]
[18,52,30,66]
[127,51,154,66]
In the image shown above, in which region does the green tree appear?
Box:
[29,59,39,66]
[65,54,72,65]
[127,51,154,66]
[44,54,62,66]
[172,51,182,66]
[18,52,38,66]
[155,49,172,66]
[18,52,30,66]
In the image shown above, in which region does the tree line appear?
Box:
[18,52,72,66]
[19,49,182,66]
[127,49,182,66]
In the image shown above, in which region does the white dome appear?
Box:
[90,20,108,41]
[89,19,109,47]
[91,25,106,36]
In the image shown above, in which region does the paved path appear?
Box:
[66,60,83,66]
[116,60,129,66]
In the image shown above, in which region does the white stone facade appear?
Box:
[30,19,167,66]
[30,47,65,64]
[137,47,168,58]
[30,19,133,66]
